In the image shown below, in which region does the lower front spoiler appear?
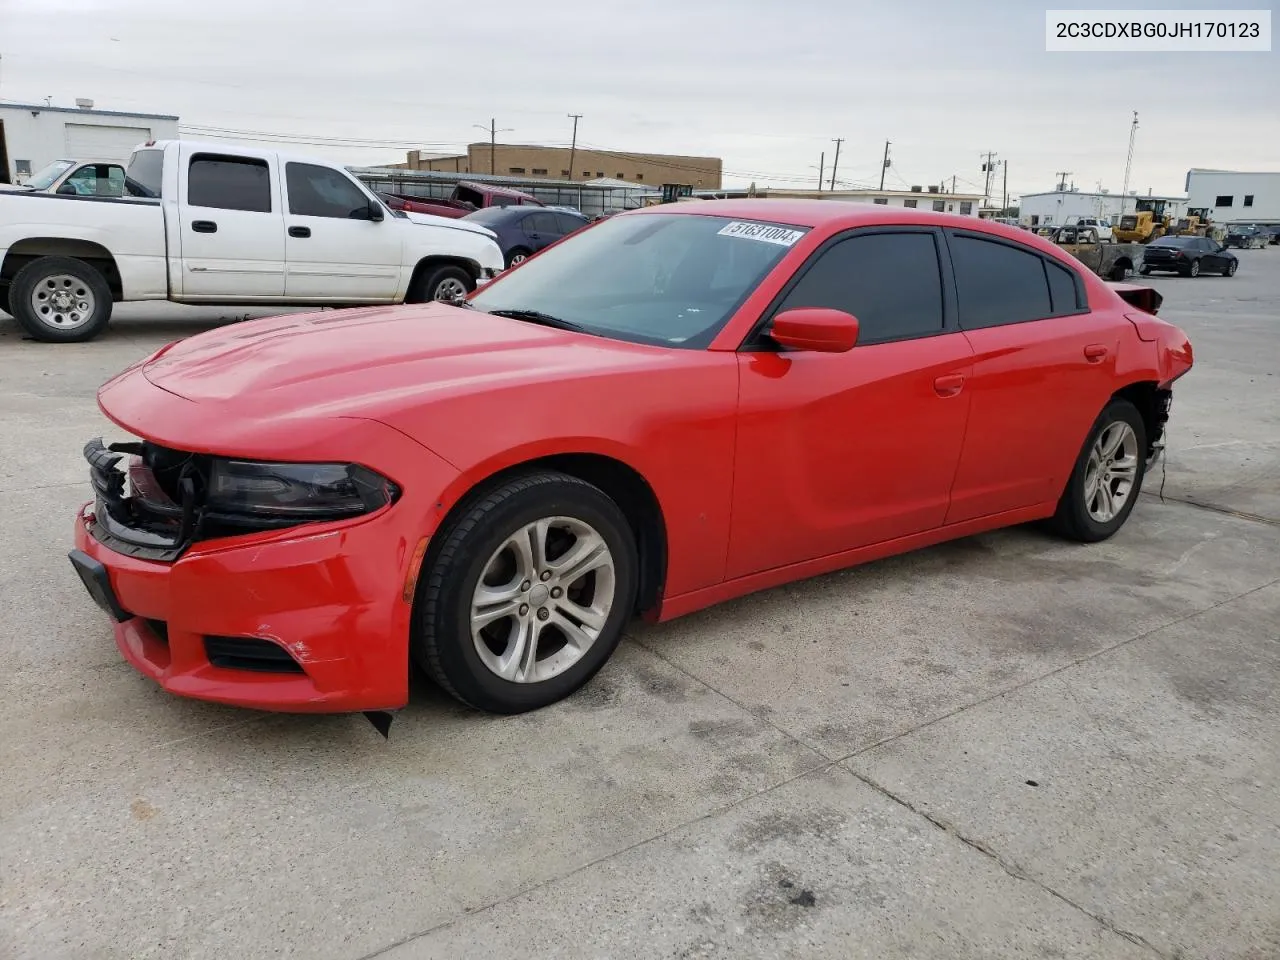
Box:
[71,507,413,714]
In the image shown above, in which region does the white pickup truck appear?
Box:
[0,139,505,342]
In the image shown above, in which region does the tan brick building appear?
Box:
[398,143,722,189]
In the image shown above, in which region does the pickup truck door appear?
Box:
[282,161,402,301]
[177,149,285,298]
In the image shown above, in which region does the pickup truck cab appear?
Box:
[1065,216,1114,242]
[1049,225,1141,281]
[0,140,504,342]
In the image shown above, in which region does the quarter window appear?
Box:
[1044,258,1081,313]
[950,234,1053,329]
[188,154,271,212]
[285,162,371,218]
[776,231,944,344]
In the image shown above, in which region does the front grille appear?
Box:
[204,636,304,674]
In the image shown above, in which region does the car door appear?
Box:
[178,150,285,298]
[282,161,402,301]
[522,212,561,253]
[942,229,1123,524]
[726,227,975,579]
[1201,237,1227,271]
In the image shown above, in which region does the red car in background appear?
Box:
[69,201,1192,718]
[376,181,543,219]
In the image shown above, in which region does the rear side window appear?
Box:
[125,149,164,198]
[188,154,271,213]
[950,234,1051,329]
[777,231,944,344]
[1045,258,1082,313]
[286,162,370,218]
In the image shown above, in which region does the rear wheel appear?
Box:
[505,246,532,268]
[1138,265,1151,275]
[1051,399,1147,543]
[413,471,639,713]
[9,256,112,342]
[1109,262,1130,281]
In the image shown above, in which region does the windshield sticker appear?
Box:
[717,221,806,246]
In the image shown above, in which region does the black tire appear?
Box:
[1109,262,1130,281]
[1185,258,1201,278]
[1050,399,1148,543]
[413,471,639,713]
[1223,259,1237,277]
[0,284,10,317]
[505,246,532,269]
[1138,265,1151,276]
[408,264,474,304]
[9,256,112,342]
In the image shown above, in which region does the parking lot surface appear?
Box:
[2,255,1277,960]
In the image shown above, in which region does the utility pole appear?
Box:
[817,151,825,192]
[830,138,844,191]
[879,140,891,191]
[567,113,583,180]
[981,151,998,207]
[473,119,513,175]
[1120,110,1138,215]
[950,175,956,194]
[1002,160,1008,214]
[1055,170,1072,191]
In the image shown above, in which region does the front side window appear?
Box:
[286,162,371,218]
[524,212,558,236]
[188,154,271,212]
[950,234,1052,329]
[469,213,807,348]
[63,164,126,197]
[775,231,944,345]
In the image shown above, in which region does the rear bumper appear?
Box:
[72,500,420,713]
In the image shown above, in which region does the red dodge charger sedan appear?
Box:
[69,201,1193,716]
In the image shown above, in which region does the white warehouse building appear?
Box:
[1185,169,1280,223]
[0,101,179,185]
[1019,187,1187,227]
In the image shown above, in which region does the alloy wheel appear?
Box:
[1083,422,1139,523]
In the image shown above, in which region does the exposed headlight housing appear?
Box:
[206,460,400,520]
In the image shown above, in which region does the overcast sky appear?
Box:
[1,0,1275,199]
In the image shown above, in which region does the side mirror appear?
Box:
[56,182,78,195]
[368,201,385,222]
[769,308,859,353]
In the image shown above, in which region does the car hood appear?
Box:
[137,303,677,420]
[404,211,496,238]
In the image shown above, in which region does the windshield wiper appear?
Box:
[484,308,586,333]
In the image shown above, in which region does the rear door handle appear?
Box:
[191,220,217,233]
[933,373,966,397]
[1084,343,1109,362]
[288,226,311,238]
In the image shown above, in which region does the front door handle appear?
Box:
[288,226,311,238]
[933,373,966,397]
[1084,343,1109,362]
[191,220,217,233]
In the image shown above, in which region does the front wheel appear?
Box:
[408,264,474,304]
[1224,259,1237,277]
[9,256,113,342]
[1050,399,1147,543]
[413,471,639,713]
[1185,258,1201,278]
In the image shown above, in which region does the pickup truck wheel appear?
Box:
[409,265,473,304]
[10,257,112,342]
[1138,265,1151,275]
[1109,263,1131,281]
[0,284,10,317]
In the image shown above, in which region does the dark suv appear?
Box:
[1139,236,1238,278]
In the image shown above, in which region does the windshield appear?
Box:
[469,213,808,348]
[25,160,75,190]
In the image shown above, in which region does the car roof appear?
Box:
[624,198,1060,248]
